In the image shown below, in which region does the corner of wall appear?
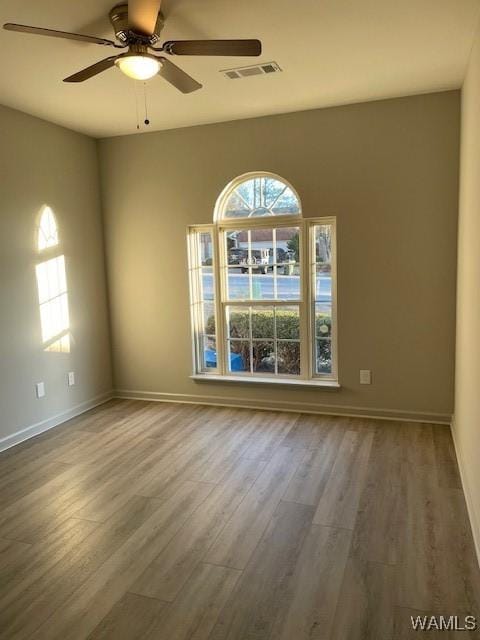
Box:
[453,13,480,569]
[95,137,116,379]
[451,417,480,566]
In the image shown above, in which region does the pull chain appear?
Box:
[133,80,151,130]
[134,80,140,130]
[143,82,150,126]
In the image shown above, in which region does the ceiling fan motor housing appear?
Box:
[109,4,164,45]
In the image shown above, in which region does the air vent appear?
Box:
[222,61,282,80]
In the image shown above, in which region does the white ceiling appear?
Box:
[1,0,479,138]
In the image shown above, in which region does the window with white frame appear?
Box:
[188,173,337,383]
[35,206,71,353]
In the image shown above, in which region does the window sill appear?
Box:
[190,374,340,388]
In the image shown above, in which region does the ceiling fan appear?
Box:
[3,0,262,93]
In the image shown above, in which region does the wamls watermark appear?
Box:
[410,615,477,631]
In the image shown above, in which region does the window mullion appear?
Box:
[274,306,278,375]
[214,227,226,375]
[310,221,317,379]
[247,230,252,300]
[249,306,253,374]
[330,221,338,380]
[299,220,310,380]
[187,231,202,374]
[273,228,278,300]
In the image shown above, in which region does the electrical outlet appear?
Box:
[360,370,372,385]
[68,371,75,387]
[35,382,45,398]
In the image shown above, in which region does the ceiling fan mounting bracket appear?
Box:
[109,4,164,46]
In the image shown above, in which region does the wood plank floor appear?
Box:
[0,400,479,639]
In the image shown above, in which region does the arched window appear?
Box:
[35,206,71,353]
[216,173,301,220]
[188,173,337,384]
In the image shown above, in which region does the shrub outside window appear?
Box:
[188,172,337,383]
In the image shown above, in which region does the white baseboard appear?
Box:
[451,417,480,567]
[0,391,114,453]
[113,388,451,425]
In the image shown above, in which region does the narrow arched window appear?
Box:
[35,206,71,353]
[188,173,337,384]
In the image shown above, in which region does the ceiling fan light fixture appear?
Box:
[115,54,160,80]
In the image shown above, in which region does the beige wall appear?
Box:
[454,21,480,559]
[99,91,459,421]
[0,105,112,446]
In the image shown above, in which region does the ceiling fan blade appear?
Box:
[128,0,162,36]
[162,39,262,57]
[3,23,117,47]
[64,56,119,83]
[157,57,202,94]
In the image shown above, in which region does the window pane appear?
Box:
[227,306,250,339]
[276,306,300,340]
[199,233,214,266]
[315,225,332,263]
[222,176,300,219]
[277,227,300,263]
[251,306,274,339]
[275,248,289,264]
[276,265,300,300]
[264,177,288,208]
[227,247,247,267]
[226,225,301,302]
[189,229,218,374]
[277,341,300,375]
[312,223,335,377]
[315,264,332,302]
[224,191,251,218]
[248,229,274,284]
[202,336,217,369]
[271,187,300,216]
[226,230,247,265]
[227,267,250,300]
[315,304,332,338]
[253,341,275,373]
[250,228,273,253]
[201,268,214,301]
[228,340,250,372]
[236,181,255,209]
[252,271,275,299]
[316,339,332,374]
[203,302,216,334]
[277,262,300,277]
